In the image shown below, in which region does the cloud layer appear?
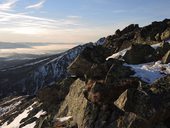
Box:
[0,0,18,11]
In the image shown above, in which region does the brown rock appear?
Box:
[115,89,156,119]
[162,50,170,64]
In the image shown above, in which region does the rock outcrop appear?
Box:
[123,44,156,64]
[103,19,170,55]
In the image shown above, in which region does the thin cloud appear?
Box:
[0,0,18,11]
[26,0,46,9]
[0,11,81,35]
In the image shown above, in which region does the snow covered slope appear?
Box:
[0,43,91,98]
[0,96,46,128]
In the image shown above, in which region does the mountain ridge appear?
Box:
[0,19,170,128]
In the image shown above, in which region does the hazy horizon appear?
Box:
[0,42,81,57]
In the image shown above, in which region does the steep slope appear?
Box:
[0,43,92,98]
[54,44,170,128]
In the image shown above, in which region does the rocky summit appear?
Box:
[0,19,170,128]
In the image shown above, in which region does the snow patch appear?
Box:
[56,116,72,122]
[0,101,21,116]
[106,48,130,60]
[107,42,170,60]
[1,102,37,128]
[34,110,46,118]
[95,38,105,45]
[125,61,170,83]
[151,43,161,49]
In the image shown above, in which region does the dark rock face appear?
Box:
[115,75,170,128]
[115,89,156,119]
[86,78,139,105]
[57,19,170,127]
[54,75,170,128]
[140,21,168,41]
[68,45,112,78]
[103,19,170,56]
[162,50,170,64]
[123,44,156,64]
[118,24,139,36]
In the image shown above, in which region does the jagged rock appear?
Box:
[162,50,170,64]
[80,45,111,64]
[105,63,134,83]
[140,21,168,41]
[115,75,170,128]
[67,55,93,77]
[161,28,170,41]
[96,37,106,45]
[84,78,140,105]
[55,79,125,128]
[103,19,170,55]
[114,112,150,128]
[68,45,111,77]
[123,44,156,64]
[150,76,170,128]
[156,42,170,59]
[86,59,123,80]
[120,24,139,36]
[56,79,88,128]
[115,88,156,119]
[37,78,76,113]
[54,78,158,128]
[103,32,135,53]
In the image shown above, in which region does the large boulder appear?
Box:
[105,63,135,84]
[68,55,93,77]
[55,79,88,128]
[84,78,140,105]
[119,24,139,36]
[123,44,156,64]
[68,45,111,77]
[115,75,170,128]
[115,89,156,119]
[86,59,123,80]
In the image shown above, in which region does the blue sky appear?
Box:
[0,0,170,43]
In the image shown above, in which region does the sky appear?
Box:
[0,0,170,43]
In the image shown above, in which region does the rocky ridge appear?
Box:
[0,43,92,98]
[0,19,170,128]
